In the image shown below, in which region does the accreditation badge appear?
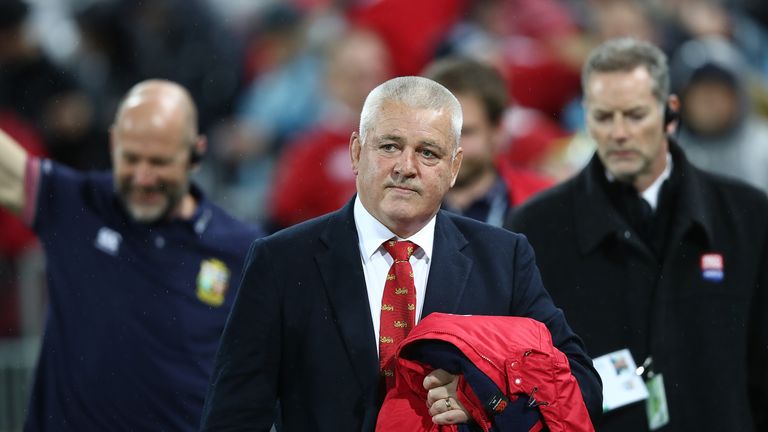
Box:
[196,258,231,307]
[646,373,670,430]
[592,349,649,412]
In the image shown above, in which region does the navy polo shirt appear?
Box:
[23,159,261,431]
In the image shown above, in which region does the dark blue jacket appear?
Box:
[201,199,601,431]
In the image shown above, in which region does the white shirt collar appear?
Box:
[353,196,435,262]
[640,153,673,211]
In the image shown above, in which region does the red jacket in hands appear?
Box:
[376,313,595,432]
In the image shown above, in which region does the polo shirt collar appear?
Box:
[187,183,214,234]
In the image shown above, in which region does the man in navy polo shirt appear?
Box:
[0,79,261,430]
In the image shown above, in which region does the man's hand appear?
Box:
[0,128,29,215]
[423,368,470,425]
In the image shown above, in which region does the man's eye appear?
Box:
[381,144,397,152]
[150,158,172,166]
[421,149,435,158]
[594,114,611,123]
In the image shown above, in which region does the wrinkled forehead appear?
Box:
[371,102,452,141]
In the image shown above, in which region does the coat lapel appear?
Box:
[421,212,472,317]
[315,201,379,394]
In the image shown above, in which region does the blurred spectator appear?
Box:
[70,0,244,168]
[499,106,577,178]
[0,0,102,170]
[236,4,325,152]
[194,4,328,224]
[121,0,243,132]
[589,0,660,46]
[651,0,768,70]
[71,2,143,141]
[671,36,768,193]
[269,29,392,230]
[425,57,554,226]
[349,0,469,76]
[441,0,584,118]
[435,0,582,174]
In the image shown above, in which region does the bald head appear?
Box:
[114,79,199,146]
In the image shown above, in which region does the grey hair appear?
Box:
[582,38,670,103]
[359,76,463,156]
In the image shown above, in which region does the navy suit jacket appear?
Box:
[200,200,601,431]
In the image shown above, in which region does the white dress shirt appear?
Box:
[353,197,434,354]
[640,153,673,211]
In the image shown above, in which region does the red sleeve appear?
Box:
[270,140,315,227]
[496,159,555,207]
[0,111,45,256]
[0,157,40,257]
[270,129,357,228]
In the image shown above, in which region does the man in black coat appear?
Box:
[201,76,602,431]
[507,38,768,431]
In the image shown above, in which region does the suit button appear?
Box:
[624,230,631,239]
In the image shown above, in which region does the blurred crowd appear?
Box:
[2,0,768,337]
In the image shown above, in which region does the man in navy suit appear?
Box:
[200,76,601,431]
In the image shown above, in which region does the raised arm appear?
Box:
[0,128,29,216]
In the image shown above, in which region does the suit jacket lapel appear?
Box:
[315,201,379,394]
[421,211,472,317]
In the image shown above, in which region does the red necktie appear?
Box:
[379,239,419,388]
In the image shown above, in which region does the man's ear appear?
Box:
[449,147,463,188]
[190,135,207,167]
[350,132,361,176]
[665,94,681,135]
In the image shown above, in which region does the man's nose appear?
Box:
[609,115,629,141]
[132,162,157,187]
[393,148,417,177]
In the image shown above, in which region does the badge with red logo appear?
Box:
[486,393,510,414]
[700,253,724,282]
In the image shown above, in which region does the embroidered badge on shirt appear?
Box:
[94,227,122,256]
[700,253,724,282]
[196,258,231,307]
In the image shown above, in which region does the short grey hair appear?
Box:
[582,38,670,103]
[359,76,462,155]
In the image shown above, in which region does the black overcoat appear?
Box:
[508,143,768,431]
